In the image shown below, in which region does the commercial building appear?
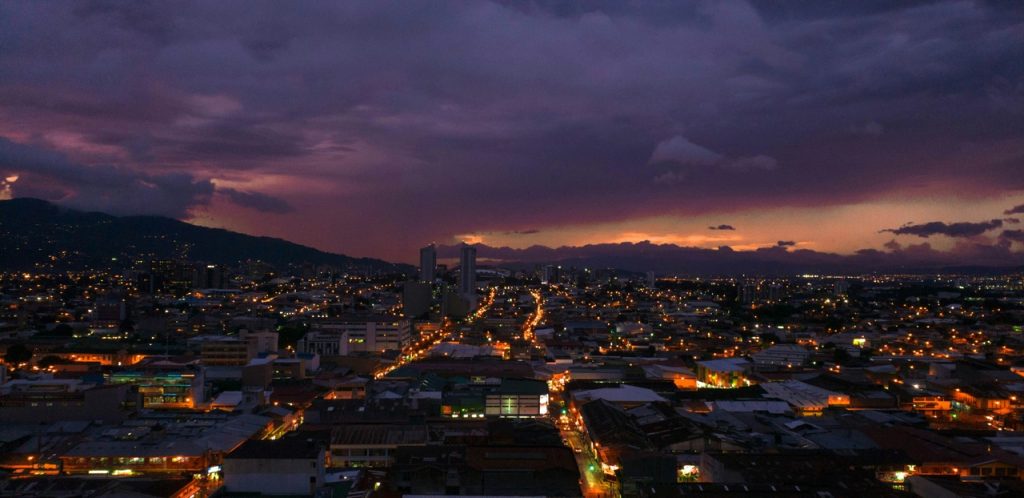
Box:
[484,378,549,418]
[58,414,272,474]
[439,378,549,419]
[696,358,751,388]
[108,363,205,409]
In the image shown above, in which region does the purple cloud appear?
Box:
[218,187,293,214]
[649,136,723,166]
[0,1,1020,260]
[709,224,736,231]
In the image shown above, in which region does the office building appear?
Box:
[419,244,436,283]
[459,245,476,297]
[198,336,258,366]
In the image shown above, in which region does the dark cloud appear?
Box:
[218,187,293,214]
[0,137,212,218]
[881,219,1004,238]
[1001,230,1024,243]
[1006,204,1024,215]
[506,229,540,235]
[709,224,736,231]
[777,240,796,247]
[649,135,778,176]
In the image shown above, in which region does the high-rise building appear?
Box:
[93,293,127,327]
[419,244,437,282]
[739,281,758,304]
[542,265,559,285]
[833,279,850,297]
[459,245,476,297]
[149,259,192,293]
[193,264,226,289]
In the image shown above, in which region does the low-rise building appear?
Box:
[0,379,130,423]
[696,358,751,388]
[330,424,429,468]
[223,436,327,496]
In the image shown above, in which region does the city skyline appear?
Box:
[1,1,1022,265]
[4,3,1024,495]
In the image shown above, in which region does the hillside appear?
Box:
[0,198,409,273]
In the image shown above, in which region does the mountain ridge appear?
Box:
[434,240,1024,276]
[0,198,410,273]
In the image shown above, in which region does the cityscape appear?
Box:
[2,2,1024,498]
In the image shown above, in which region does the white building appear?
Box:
[751,344,811,371]
[571,384,667,407]
[299,315,411,356]
[760,380,850,413]
[240,329,279,353]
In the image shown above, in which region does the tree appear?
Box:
[4,343,33,366]
[833,347,851,365]
[37,355,64,368]
[277,322,310,349]
[49,323,75,337]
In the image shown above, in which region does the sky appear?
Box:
[0,0,1022,264]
